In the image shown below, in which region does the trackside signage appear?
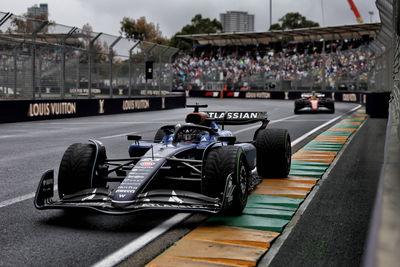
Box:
[122,100,150,111]
[28,102,77,117]
[0,95,186,123]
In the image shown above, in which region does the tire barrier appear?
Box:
[187,90,390,118]
[0,95,186,123]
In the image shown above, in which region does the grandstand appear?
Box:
[174,23,380,91]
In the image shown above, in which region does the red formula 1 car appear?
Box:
[294,92,335,114]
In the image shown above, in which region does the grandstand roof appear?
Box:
[177,23,381,46]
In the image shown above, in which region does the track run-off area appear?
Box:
[0,98,375,267]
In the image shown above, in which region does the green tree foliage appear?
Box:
[9,12,49,33]
[269,12,319,30]
[120,16,167,44]
[170,14,223,52]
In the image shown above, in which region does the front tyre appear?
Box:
[58,143,106,198]
[255,129,291,178]
[202,146,249,215]
[294,100,301,114]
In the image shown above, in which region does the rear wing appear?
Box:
[205,111,268,126]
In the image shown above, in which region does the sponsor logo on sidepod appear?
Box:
[139,161,156,167]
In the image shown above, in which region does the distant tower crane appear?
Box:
[347,0,364,23]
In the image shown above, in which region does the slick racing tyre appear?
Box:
[327,100,335,113]
[255,129,291,178]
[294,100,302,114]
[202,146,249,215]
[58,143,106,198]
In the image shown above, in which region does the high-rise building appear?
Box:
[220,11,255,32]
[27,3,48,19]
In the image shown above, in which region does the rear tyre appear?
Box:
[202,146,249,215]
[294,100,301,114]
[330,103,335,113]
[326,99,335,113]
[58,143,106,198]
[255,129,291,178]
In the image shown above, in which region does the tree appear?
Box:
[120,16,167,44]
[9,12,49,33]
[269,12,319,30]
[170,14,223,51]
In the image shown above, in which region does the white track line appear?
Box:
[0,185,59,209]
[0,192,35,208]
[100,132,137,139]
[91,213,191,267]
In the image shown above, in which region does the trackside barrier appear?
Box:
[0,95,186,123]
[188,90,390,118]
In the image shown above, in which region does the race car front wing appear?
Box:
[34,170,233,215]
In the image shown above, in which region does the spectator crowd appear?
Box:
[171,41,375,90]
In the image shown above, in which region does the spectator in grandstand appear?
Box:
[171,39,375,90]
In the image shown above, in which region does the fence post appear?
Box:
[13,47,17,98]
[88,32,102,98]
[38,48,42,98]
[76,52,80,91]
[159,46,170,94]
[108,36,122,98]
[322,39,327,91]
[144,43,157,94]
[31,20,48,100]
[169,49,179,91]
[60,27,77,99]
[128,41,141,98]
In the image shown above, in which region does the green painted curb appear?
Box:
[243,207,294,220]
[245,202,297,211]
[320,131,353,136]
[302,147,341,152]
[333,124,359,128]
[290,165,328,171]
[292,160,331,167]
[248,194,303,208]
[308,141,344,147]
[291,161,330,167]
[303,146,343,151]
[342,119,364,122]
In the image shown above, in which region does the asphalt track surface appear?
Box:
[0,98,360,267]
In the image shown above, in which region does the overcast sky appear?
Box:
[2,0,380,38]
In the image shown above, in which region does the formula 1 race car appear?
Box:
[35,104,291,216]
[294,92,335,114]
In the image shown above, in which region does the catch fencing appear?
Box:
[0,11,179,100]
[371,0,399,131]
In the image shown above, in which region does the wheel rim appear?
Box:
[238,162,247,201]
[286,136,291,169]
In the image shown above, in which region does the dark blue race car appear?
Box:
[35,104,291,215]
